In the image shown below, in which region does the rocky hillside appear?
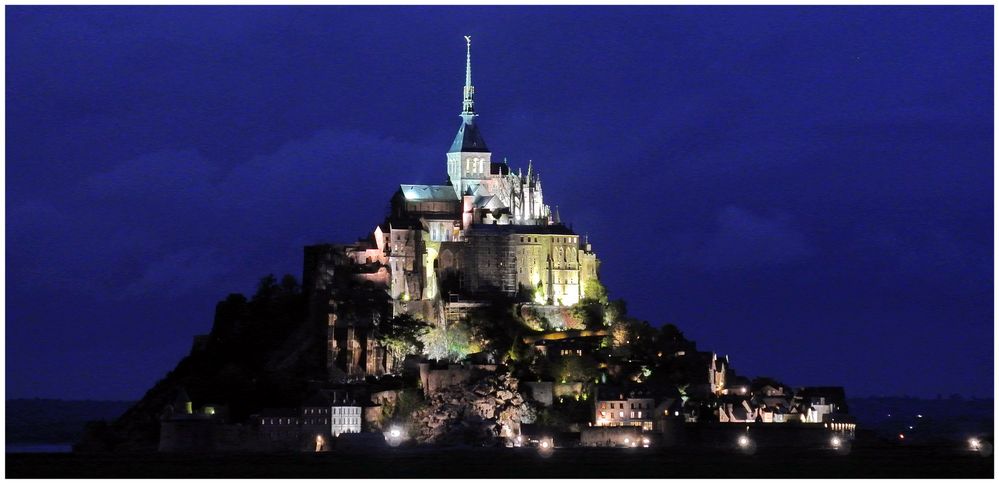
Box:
[411,372,526,445]
[76,275,325,452]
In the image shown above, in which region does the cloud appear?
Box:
[851,226,992,296]
[670,206,814,271]
[8,128,439,300]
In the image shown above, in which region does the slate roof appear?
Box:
[399,184,459,202]
[302,389,359,407]
[448,118,489,153]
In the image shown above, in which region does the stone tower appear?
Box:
[446,36,493,198]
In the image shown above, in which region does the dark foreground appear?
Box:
[6,444,993,478]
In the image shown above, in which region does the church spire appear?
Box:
[462,35,475,117]
[448,35,488,154]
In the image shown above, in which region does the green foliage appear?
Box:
[465,301,520,356]
[554,355,601,384]
[505,337,536,379]
[627,320,658,361]
[604,299,627,325]
[420,321,476,362]
[569,299,605,330]
[386,389,427,428]
[528,353,553,381]
[609,319,632,355]
[535,406,568,428]
[377,315,430,369]
[520,306,546,332]
[583,279,609,303]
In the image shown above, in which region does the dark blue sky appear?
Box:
[7,6,993,400]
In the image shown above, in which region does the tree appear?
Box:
[554,355,600,384]
[582,279,609,303]
[377,315,430,372]
[604,299,627,326]
[420,320,477,362]
[609,319,632,354]
[569,299,604,330]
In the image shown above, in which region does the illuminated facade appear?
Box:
[593,386,655,431]
[307,37,601,381]
[384,36,600,311]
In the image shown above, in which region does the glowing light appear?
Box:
[386,426,406,447]
[969,438,981,450]
[917,414,923,418]
[537,437,555,457]
[831,436,841,448]
[738,435,751,448]
[899,434,905,440]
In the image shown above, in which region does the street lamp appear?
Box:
[737,435,756,455]
[538,437,555,457]
[386,426,406,447]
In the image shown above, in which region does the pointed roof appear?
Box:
[449,118,489,153]
[173,388,191,407]
[449,35,490,154]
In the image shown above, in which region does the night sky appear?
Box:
[7,6,993,401]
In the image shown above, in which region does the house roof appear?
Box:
[595,384,653,401]
[302,389,358,407]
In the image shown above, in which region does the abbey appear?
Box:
[304,37,600,381]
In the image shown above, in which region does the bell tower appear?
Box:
[447,35,492,196]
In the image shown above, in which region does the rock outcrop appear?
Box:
[411,372,525,445]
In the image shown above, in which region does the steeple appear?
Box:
[448,35,488,154]
[462,35,475,117]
